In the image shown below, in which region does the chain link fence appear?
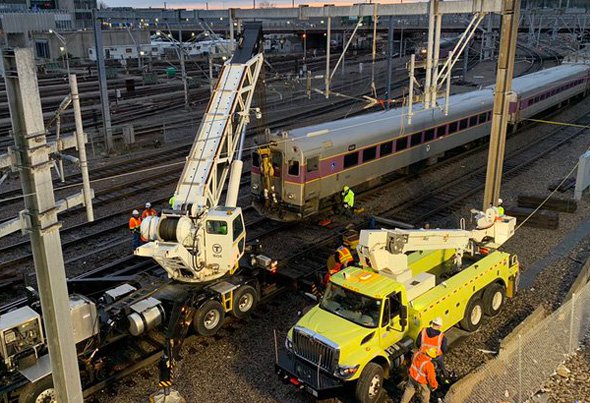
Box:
[445,279,590,403]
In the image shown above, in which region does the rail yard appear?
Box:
[1,1,590,403]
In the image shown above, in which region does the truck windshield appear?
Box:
[320,283,381,328]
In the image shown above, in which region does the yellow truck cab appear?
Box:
[276,209,519,402]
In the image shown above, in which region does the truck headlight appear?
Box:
[336,364,360,379]
[287,193,294,200]
[285,337,293,351]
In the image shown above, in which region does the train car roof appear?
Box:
[497,63,590,95]
[281,88,493,154]
[277,63,590,156]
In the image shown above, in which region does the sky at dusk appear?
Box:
[103,0,412,10]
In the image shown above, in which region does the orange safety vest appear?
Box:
[142,208,157,219]
[419,328,444,357]
[129,217,142,232]
[409,351,437,388]
[337,246,353,266]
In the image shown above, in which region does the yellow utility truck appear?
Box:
[276,208,519,402]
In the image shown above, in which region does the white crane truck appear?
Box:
[276,209,520,402]
[0,23,278,403]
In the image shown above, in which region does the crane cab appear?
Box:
[203,207,246,277]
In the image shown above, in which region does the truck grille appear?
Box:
[293,328,338,372]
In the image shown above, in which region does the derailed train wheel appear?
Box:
[193,299,225,336]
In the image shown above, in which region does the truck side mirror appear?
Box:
[399,306,408,330]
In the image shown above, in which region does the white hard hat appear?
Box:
[432,317,443,327]
[145,202,151,208]
[132,209,139,215]
[497,198,503,204]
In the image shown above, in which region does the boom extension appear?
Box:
[135,23,264,283]
[357,207,516,280]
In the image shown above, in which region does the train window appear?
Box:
[396,137,408,151]
[252,152,260,167]
[343,152,359,168]
[307,156,319,172]
[469,116,478,127]
[436,126,446,137]
[487,111,492,121]
[126,48,133,53]
[288,160,300,176]
[380,141,393,156]
[424,128,435,142]
[478,112,487,123]
[410,133,422,147]
[363,146,377,162]
[534,96,540,103]
[448,121,458,134]
[459,119,468,131]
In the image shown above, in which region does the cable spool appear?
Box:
[158,217,179,242]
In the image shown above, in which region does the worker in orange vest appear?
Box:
[417,317,449,382]
[142,202,157,219]
[129,209,142,250]
[400,348,439,403]
[336,245,353,268]
[323,245,354,286]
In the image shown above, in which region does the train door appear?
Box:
[303,153,321,216]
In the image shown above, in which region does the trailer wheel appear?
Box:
[193,300,225,336]
[483,283,506,317]
[460,297,484,332]
[18,375,55,403]
[354,362,384,403]
[232,285,258,319]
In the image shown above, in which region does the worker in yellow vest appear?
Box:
[341,186,355,217]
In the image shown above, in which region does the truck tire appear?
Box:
[232,285,258,319]
[460,297,484,332]
[18,375,55,403]
[354,362,384,403]
[193,300,225,336]
[482,283,506,317]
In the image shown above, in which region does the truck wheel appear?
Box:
[460,297,484,332]
[354,362,384,403]
[193,300,225,336]
[232,285,258,319]
[18,375,55,403]
[483,283,506,317]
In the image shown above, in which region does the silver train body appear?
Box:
[251,63,590,221]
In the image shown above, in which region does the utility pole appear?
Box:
[386,16,393,109]
[483,0,520,209]
[325,16,331,98]
[92,9,114,153]
[178,18,188,109]
[424,0,436,109]
[2,47,83,403]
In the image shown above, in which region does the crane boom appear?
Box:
[135,23,264,283]
[174,23,263,214]
[357,207,516,281]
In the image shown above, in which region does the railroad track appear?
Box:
[385,110,590,225]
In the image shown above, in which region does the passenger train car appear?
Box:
[251,63,590,221]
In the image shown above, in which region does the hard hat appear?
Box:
[132,209,139,215]
[343,185,350,192]
[426,347,438,359]
[145,202,151,208]
[432,317,443,327]
[497,198,503,204]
